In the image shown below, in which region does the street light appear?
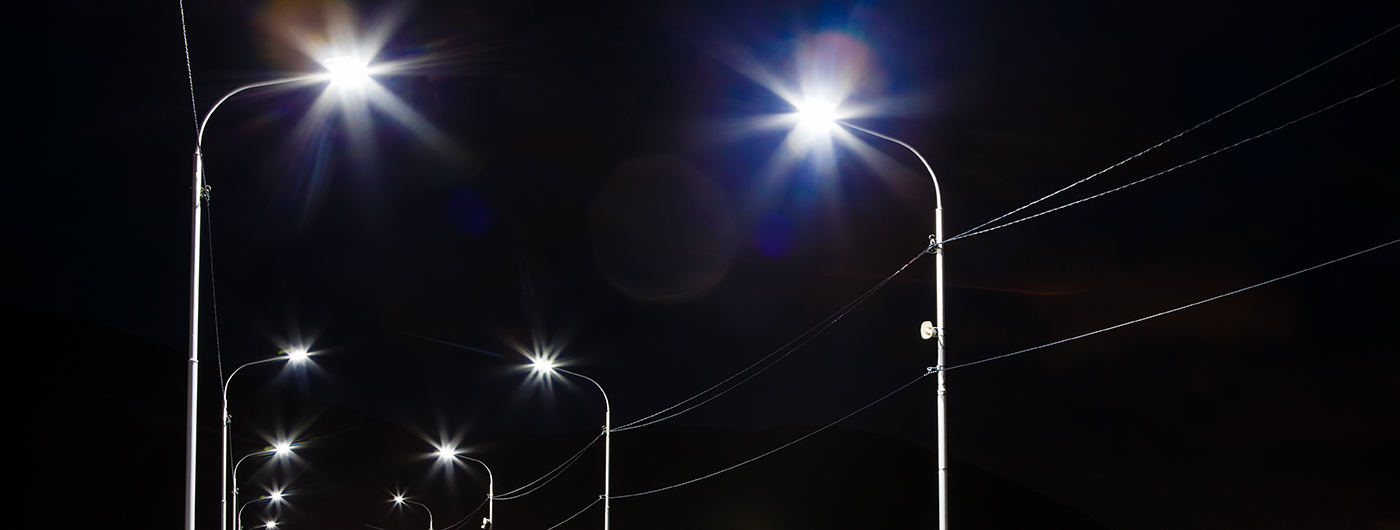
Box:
[233,441,296,530]
[237,489,286,530]
[224,350,310,530]
[433,445,495,529]
[392,495,435,530]
[184,55,386,530]
[793,100,947,530]
[530,358,612,530]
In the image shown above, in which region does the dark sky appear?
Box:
[8,0,1399,528]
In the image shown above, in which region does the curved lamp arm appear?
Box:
[556,368,611,415]
[838,121,943,210]
[197,75,324,151]
[398,499,435,530]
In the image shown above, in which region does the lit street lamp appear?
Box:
[792,101,947,530]
[232,441,295,530]
[530,358,612,530]
[392,495,435,530]
[237,489,286,530]
[433,445,495,529]
[223,350,310,530]
[184,55,377,530]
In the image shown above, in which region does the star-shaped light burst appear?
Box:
[724,31,920,212]
[322,54,374,89]
[255,1,458,222]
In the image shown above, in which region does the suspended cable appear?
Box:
[178,0,199,140]
[544,496,602,530]
[947,238,1399,371]
[205,192,229,397]
[950,22,1400,243]
[437,497,488,530]
[947,77,1398,243]
[493,431,603,500]
[613,369,933,499]
[614,245,931,432]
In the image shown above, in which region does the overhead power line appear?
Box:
[613,370,932,499]
[948,77,1398,243]
[614,245,931,432]
[948,238,1400,371]
[949,22,1400,244]
[494,431,604,501]
[545,497,602,530]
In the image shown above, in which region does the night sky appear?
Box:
[9,0,1399,529]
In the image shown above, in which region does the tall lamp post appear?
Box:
[236,489,286,530]
[184,57,375,530]
[392,495,436,530]
[232,441,295,530]
[794,102,946,530]
[224,350,310,530]
[434,446,495,529]
[530,359,611,530]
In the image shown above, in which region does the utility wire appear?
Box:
[437,497,488,530]
[206,194,228,399]
[947,77,1398,243]
[613,369,933,499]
[178,0,199,139]
[950,22,1400,243]
[614,245,931,432]
[947,238,1400,371]
[544,496,602,530]
[493,431,604,500]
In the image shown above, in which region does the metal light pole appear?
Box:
[435,446,496,529]
[393,496,436,530]
[236,490,285,530]
[532,361,611,530]
[223,350,308,530]
[232,443,294,530]
[458,456,495,530]
[185,58,373,530]
[837,122,945,530]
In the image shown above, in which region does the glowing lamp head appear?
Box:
[268,490,286,503]
[272,441,294,457]
[530,357,556,374]
[283,347,310,363]
[263,520,278,530]
[433,444,459,462]
[796,98,840,130]
[323,55,372,87]
[392,495,407,505]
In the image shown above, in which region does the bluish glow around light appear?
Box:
[756,213,795,257]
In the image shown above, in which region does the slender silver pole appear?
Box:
[604,406,611,530]
[222,397,229,530]
[557,369,611,530]
[835,122,945,530]
[222,356,286,530]
[185,150,204,530]
[935,207,946,530]
[185,75,320,530]
[458,456,494,529]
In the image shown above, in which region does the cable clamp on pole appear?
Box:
[926,366,939,374]
[926,234,942,255]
